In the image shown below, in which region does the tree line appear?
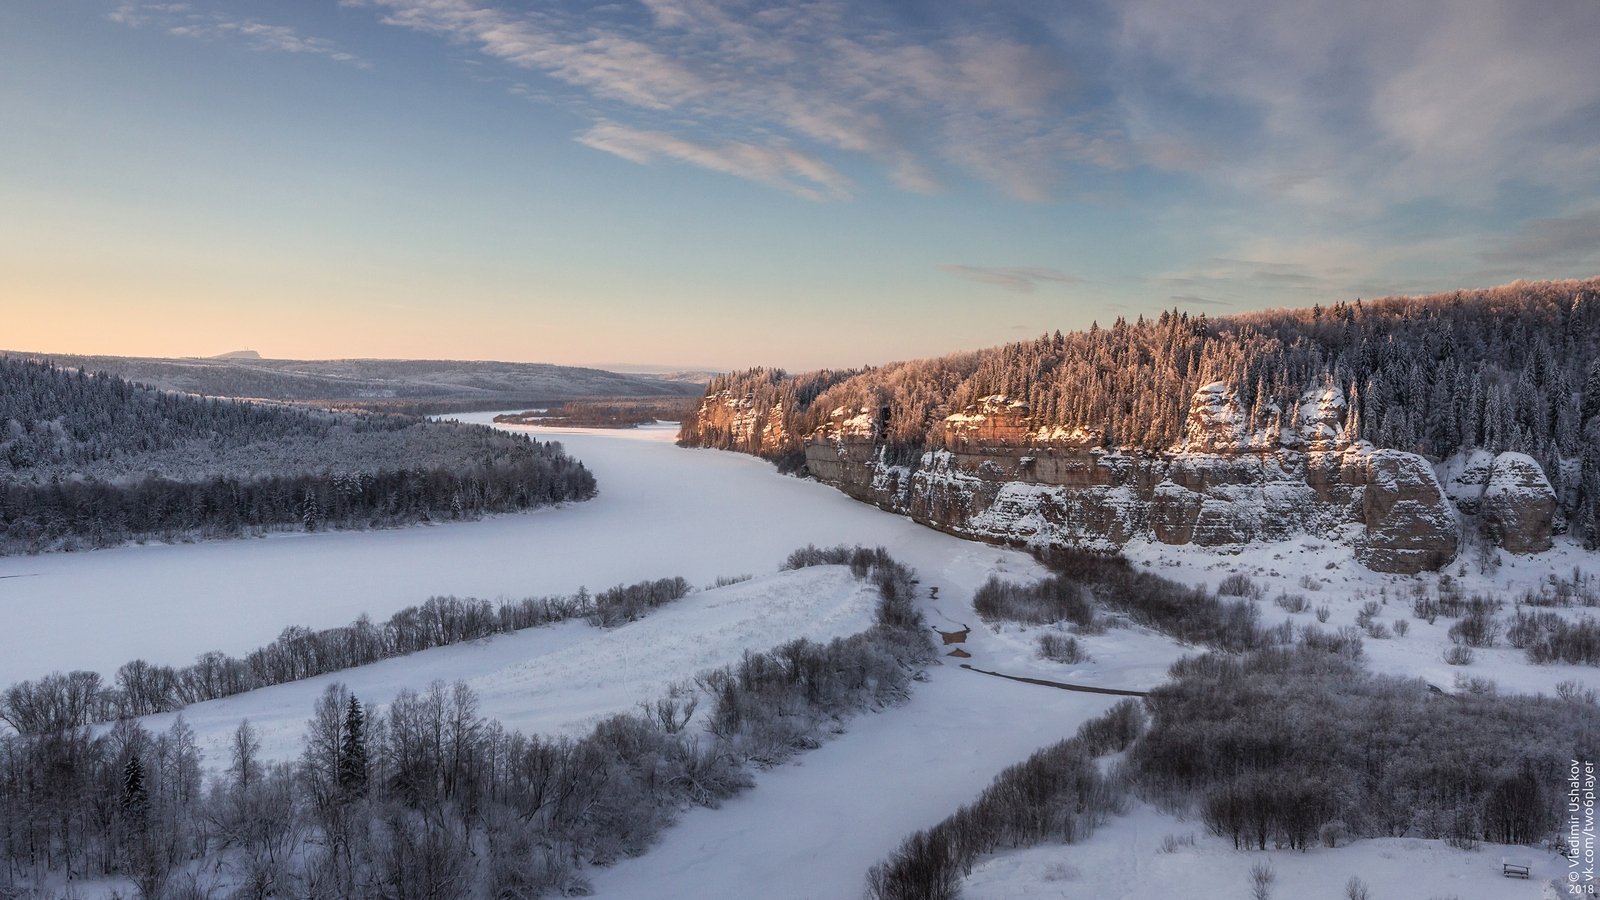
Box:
[0,549,932,898]
[683,278,1600,545]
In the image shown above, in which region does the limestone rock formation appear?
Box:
[1480,452,1557,554]
[795,383,1463,574]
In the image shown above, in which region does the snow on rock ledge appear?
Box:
[1352,450,1461,573]
[1481,451,1556,554]
[793,380,1464,574]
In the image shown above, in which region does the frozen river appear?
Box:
[0,417,1029,685]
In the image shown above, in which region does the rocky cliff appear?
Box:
[689,378,1568,573]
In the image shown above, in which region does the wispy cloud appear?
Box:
[578,123,852,201]
[1168,294,1230,307]
[111,3,367,67]
[939,265,1078,293]
[1115,0,1600,213]
[345,0,1119,201]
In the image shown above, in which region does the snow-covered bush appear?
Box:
[1273,592,1310,614]
[973,576,1094,626]
[1037,633,1088,664]
[1133,644,1596,851]
[1035,549,1268,652]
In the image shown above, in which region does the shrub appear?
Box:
[1038,633,1088,664]
[973,576,1094,627]
[1355,600,1382,629]
[1274,593,1310,614]
[1443,644,1475,665]
[1514,613,1600,666]
[1159,832,1196,853]
[1319,819,1349,848]
[1249,861,1276,900]
[1130,643,1600,857]
[1034,549,1266,652]
[1218,573,1256,597]
[1557,680,1599,704]
[1299,625,1364,660]
[1447,608,1501,648]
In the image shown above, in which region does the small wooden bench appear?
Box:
[1501,857,1532,879]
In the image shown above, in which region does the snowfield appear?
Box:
[5,416,1598,899]
[960,800,1559,900]
[1123,533,1600,697]
[132,566,879,775]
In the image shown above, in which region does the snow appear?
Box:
[961,801,1559,899]
[1122,534,1600,698]
[132,566,878,774]
[1486,450,1556,498]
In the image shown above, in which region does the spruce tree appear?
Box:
[338,694,368,798]
[120,752,149,824]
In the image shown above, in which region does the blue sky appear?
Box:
[4,0,1599,370]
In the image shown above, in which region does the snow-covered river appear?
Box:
[0,418,1018,685]
[0,418,1181,898]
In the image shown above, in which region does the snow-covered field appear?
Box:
[1124,534,1600,697]
[132,566,880,774]
[961,800,1558,900]
[5,417,1596,899]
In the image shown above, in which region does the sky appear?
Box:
[3,0,1600,371]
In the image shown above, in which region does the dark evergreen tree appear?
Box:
[339,694,368,799]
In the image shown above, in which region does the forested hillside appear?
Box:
[682,278,1600,544]
[0,351,702,414]
[0,358,595,553]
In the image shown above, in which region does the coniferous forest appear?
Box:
[681,278,1600,543]
[0,358,596,554]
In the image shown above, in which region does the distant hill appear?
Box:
[0,352,703,411]
[648,370,720,385]
[210,349,262,360]
[0,356,596,553]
